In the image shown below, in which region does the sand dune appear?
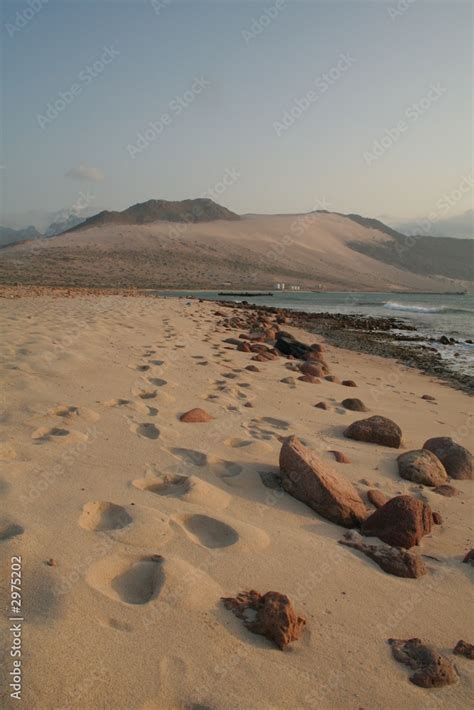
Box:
[0,212,470,291]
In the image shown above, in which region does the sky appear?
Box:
[1,0,473,230]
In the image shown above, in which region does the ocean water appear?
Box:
[157,291,474,375]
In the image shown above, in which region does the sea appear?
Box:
[156,291,474,376]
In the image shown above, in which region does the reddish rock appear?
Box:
[310,343,324,352]
[244,401,253,408]
[340,531,427,578]
[342,380,357,387]
[397,450,448,487]
[222,590,305,650]
[388,638,459,687]
[304,350,325,362]
[300,361,328,378]
[432,512,443,525]
[315,401,328,410]
[362,495,432,549]
[245,365,260,372]
[423,437,473,480]
[279,436,367,527]
[421,394,436,401]
[367,489,389,508]
[433,484,459,497]
[341,398,368,412]
[297,375,321,384]
[238,341,252,353]
[453,640,474,659]
[179,408,214,423]
[344,416,402,449]
[329,450,351,464]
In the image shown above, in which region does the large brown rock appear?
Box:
[179,408,214,423]
[341,398,368,412]
[362,495,432,548]
[423,437,473,480]
[300,361,328,378]
[344,416,402,449]
[388,638,459,687]
[222,590,305,650]
[340,531,427,578]
[279,436,367,527]
[397,450,448,487]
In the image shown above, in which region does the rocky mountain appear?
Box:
[0,225,41,248]
[65,198,240,233]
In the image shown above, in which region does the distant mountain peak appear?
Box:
[65,198,240,233]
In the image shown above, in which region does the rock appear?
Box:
[304,350,325,362]
[300,362,327,378]
[223,337,242,346]
[439,335,451,345]
[463,549,474,564]
[279,436,367,527]
[244,401,253,408]
[342,380,357,387]
[329,450,351,464]
[238,341,252,352]
[275,333,312,359]
[388,638,458,687]
[423,437,473,480]
[362,495,432,549]
[341,398,368,412]
[397,450,448,487]
[245,365,260,372]
[297,375,321,384]
[325,375,340,383]
[179,408,214,423]
[315,401,328,410]
[432,511,442,525]
[453,640,474,659]
[0,520,24,540]
[280,376,296,385]
[367,489,389,508]
[310,343,324,352]
[340,531,427,578]
[344,416,402,449]
[421,394,436,401]
[433,484,459,497]
[222,590,306,650]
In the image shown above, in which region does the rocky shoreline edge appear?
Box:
[208,298,474,394]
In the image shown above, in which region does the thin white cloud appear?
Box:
[65,165,104,183]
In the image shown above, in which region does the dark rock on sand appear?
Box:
[453,640,474,659]
[388,638,458,687]
[340,531,427,578]
[397,450,448,487]
[245,365,260,372]
[423,437,473,480]
[179,408,214,423]
[297,375,321,384]
[342,380,358,387]
[222,590,306,650]
[300,361,328,378]
[362,495,432,549]
[280,376,296,385]
[432,511,443,525]
[325,375,340,383]
[463,549,474,565]
[344,416,402,449]
[315,401,328,410]
[279,436,367,527]
[367,489,389,508]
[341,398,368,412]
[421,394,436,401]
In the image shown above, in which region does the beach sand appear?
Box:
[0,293,472,709]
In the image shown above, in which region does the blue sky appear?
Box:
[1,0,472,227]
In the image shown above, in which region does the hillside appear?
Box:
[0,206,471,291]
[66,198,240,232]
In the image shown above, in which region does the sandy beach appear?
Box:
[1,291,472,709]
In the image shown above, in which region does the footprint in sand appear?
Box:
[133,474,191,497]
[49,404,100,422]
[86,554,165,605]
[79,501,133,531]
[208,456,242,480]
[224,437,254,449]
[131,422,160,440]
[131,385,157,400]
[31,426,71,442]
[104,398,130,408]
[133,474,231,509]
[179,514,239,549]
[0,519,24,540]
[170,448,207,467]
